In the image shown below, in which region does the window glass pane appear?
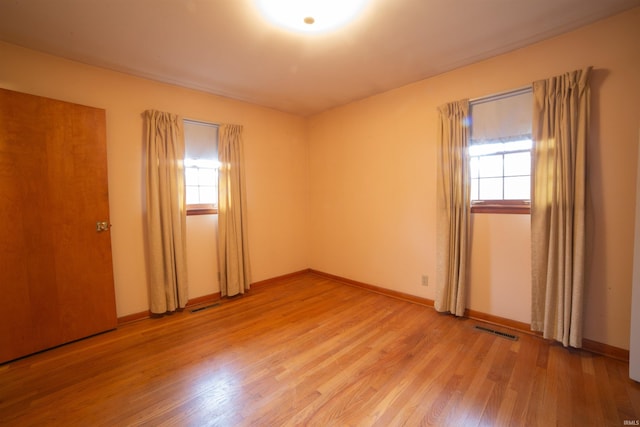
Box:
[197,168,216,184]
[186,186,200,205]
[185,165,218,204]
[478,155,503,178]
[478,177,503,199]
[470,157,479,179]
[504,176,530,200]
[199,186,217,204]
[185,167,198,184]
[504,151,530,177]
[471,178,479,201]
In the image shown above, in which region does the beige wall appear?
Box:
[0,41,309,317]
[308,7,640,350]
[1,7,638,350]
[186,215,220,298]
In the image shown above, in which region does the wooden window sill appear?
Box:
[187,205,218,216]
[471,201,530,214]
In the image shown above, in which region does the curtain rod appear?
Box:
[469,85,532,105]
[183,118,220,128]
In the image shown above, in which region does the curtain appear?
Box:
[218,124,251,297]
[531,68,591,348]
[143,110,189,314]
[435,100,471,316]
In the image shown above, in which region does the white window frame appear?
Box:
[183,119,219,215]
[469,87,532,214]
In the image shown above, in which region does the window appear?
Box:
[469,88,532,214]
[183,120,219,215]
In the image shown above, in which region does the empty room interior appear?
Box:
[1,0,640,425]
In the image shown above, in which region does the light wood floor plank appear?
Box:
[1,273,639,426]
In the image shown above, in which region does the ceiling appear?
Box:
[1,0,638,116]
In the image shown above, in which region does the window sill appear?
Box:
[187,205,218,216]
[471,200,530,214]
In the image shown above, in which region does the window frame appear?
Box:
[469,139,532,214]
[468,87,533,215]
[183,119,219,216]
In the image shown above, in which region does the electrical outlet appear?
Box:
[421,275,428,286]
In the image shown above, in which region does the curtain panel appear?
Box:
[435,100,471,316]
[531,67,591,348]
[218,124,251,297]
[143,110,189,313]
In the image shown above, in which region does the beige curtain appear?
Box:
[218,124,251,297]
[435,100,471,316]
[531,68,591,347]
[143,110,189,313]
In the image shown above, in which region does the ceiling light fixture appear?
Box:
[255,0,369,34]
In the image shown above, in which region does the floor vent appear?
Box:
[474,325,519,341]
[190,303,220,313]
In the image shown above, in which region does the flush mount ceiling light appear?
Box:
[255,0,369,34]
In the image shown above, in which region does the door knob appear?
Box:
[96,221,111,232]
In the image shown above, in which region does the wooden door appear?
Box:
[0,88,117,363]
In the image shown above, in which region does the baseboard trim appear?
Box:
[582,338,630,362]
[117,310,150,325]
[465,309,536,336]
[251,269,312,288]
[117,271,310,324]
[117,293,221,325]
[116,269,629,362]
[186,293,221,308]
[309,269,435,307]
[308,269,629,362]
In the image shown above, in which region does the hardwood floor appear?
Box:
[1,273,639,426]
